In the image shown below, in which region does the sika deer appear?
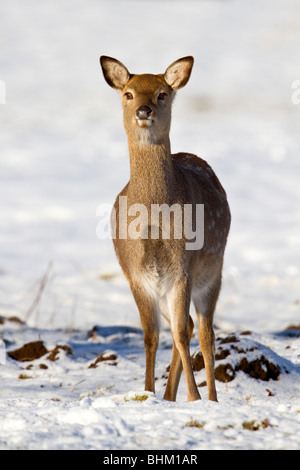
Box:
[100,55,230,401]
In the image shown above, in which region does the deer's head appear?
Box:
[100,56,194,144]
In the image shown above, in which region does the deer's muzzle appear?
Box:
[136,105,152,120]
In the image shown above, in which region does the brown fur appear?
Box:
[100,56,230,401]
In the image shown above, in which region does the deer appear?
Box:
[99,55,231,402]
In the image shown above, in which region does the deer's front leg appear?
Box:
[171,278,200,402]
[130,283,159,393]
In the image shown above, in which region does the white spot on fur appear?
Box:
[139,270,176,328]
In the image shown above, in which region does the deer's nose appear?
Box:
[136,105,152,120]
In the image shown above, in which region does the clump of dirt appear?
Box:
[285,324,300,330]
[46,344,73,361]
[7,341,73,363]
[214,334,282,382]
[0,315,25,326]
[237,356,280,381]
[219,335,240,344]
[280,324,300,338]
[89,352,118,368]
[7,341,48,361]
[215,348,231,360]
[190,333,285,383]
[215,363,235,382]
[191,351,205,371]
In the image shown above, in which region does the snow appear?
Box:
[0,0,300,451]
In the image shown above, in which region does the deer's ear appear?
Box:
[164,56,194,90]
[100,56,130,91]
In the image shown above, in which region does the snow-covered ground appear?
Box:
[0,0,300,450]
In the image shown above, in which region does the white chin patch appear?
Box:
[136,119,153,128]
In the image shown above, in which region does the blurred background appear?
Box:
[0,0,299,331]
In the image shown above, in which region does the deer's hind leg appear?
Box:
[162,277,200,402]
[193,276,221,402]
[163,314,195,402]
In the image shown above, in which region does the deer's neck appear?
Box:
[127,137,175,203]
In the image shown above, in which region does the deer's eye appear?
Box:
[158,92,167,100]
[124,92,133,100]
